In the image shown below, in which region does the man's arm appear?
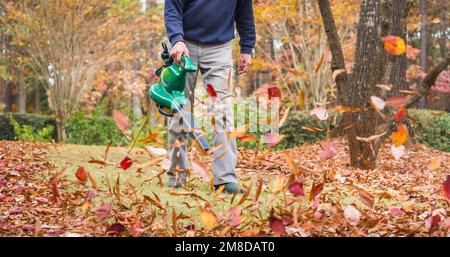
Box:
[235,0,256,54]
[164,0,185,46]
[164,0,189,62]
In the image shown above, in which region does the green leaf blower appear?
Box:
[149,43,210,152]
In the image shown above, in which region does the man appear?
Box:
[164,0,256,193]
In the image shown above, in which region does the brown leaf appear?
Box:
[309,180,324,202]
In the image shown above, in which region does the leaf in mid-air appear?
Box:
[383,36,406,56]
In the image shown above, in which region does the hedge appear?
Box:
[0,113,58,141]
[279,109,449,152]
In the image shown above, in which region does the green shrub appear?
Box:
[65,110,128,146]
[10,119,54,142]
[0,113,58,141]
[409,109,450,152]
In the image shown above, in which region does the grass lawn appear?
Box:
[46,144,283,234]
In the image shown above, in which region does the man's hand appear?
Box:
[238,53,252,75]
[170,41,189,63]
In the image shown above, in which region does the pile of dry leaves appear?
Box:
[1,139,449,237]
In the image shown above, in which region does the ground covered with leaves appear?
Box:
[0,139,449,237]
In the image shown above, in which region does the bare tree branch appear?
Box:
[406,54,450,108]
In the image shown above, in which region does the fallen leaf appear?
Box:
[427,156,441,171]
[289,181,305,197]
[344,205,361,226]
[320,142,338,161]
[390,207,404,217]
[200,210,217,230]
[442,176,450,202]
[309,180,324,202]
[96,203,112,219]
[269,215,286,236]
[227,206,242,228]
[106,223,126,234]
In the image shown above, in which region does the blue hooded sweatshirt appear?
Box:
[164,0,256,54]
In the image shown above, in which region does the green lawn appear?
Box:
[46,144,282,233]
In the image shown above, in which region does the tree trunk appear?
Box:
[439,0,447,58]
[387,0,408,96]
[17,70,27,113]
[55,113,65,142]
[418,0,428,108]
[34,81,41,114]
[4,82,13,112]
[344,0,392,169]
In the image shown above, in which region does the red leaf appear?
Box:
[206,84,217,99]
[75,166,88,185]
[390,207,404,217]
[386,96,408,108]
[130,217,142,237]
[96,203,112,219]
[289,181,305,196]
[309,180,324,202]
[320,142,338,161]
[106,223,126,234]
[442,175,450,202]
[120,156,133,171]
[393,107,407,122]
[269,215,286,236]
[112,109,130,134]
[267,86,281,99]
[425,214,442,231]
[50,180,60,203]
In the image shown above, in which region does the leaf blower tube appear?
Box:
[149,43,210,152]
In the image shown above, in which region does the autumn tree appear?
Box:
[2,0,149,141]
[318,0,450,169]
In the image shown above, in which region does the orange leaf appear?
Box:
[391,124,409,146]
[383,36,406,56]
[200,210,217,230]
[335,105,365,113]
